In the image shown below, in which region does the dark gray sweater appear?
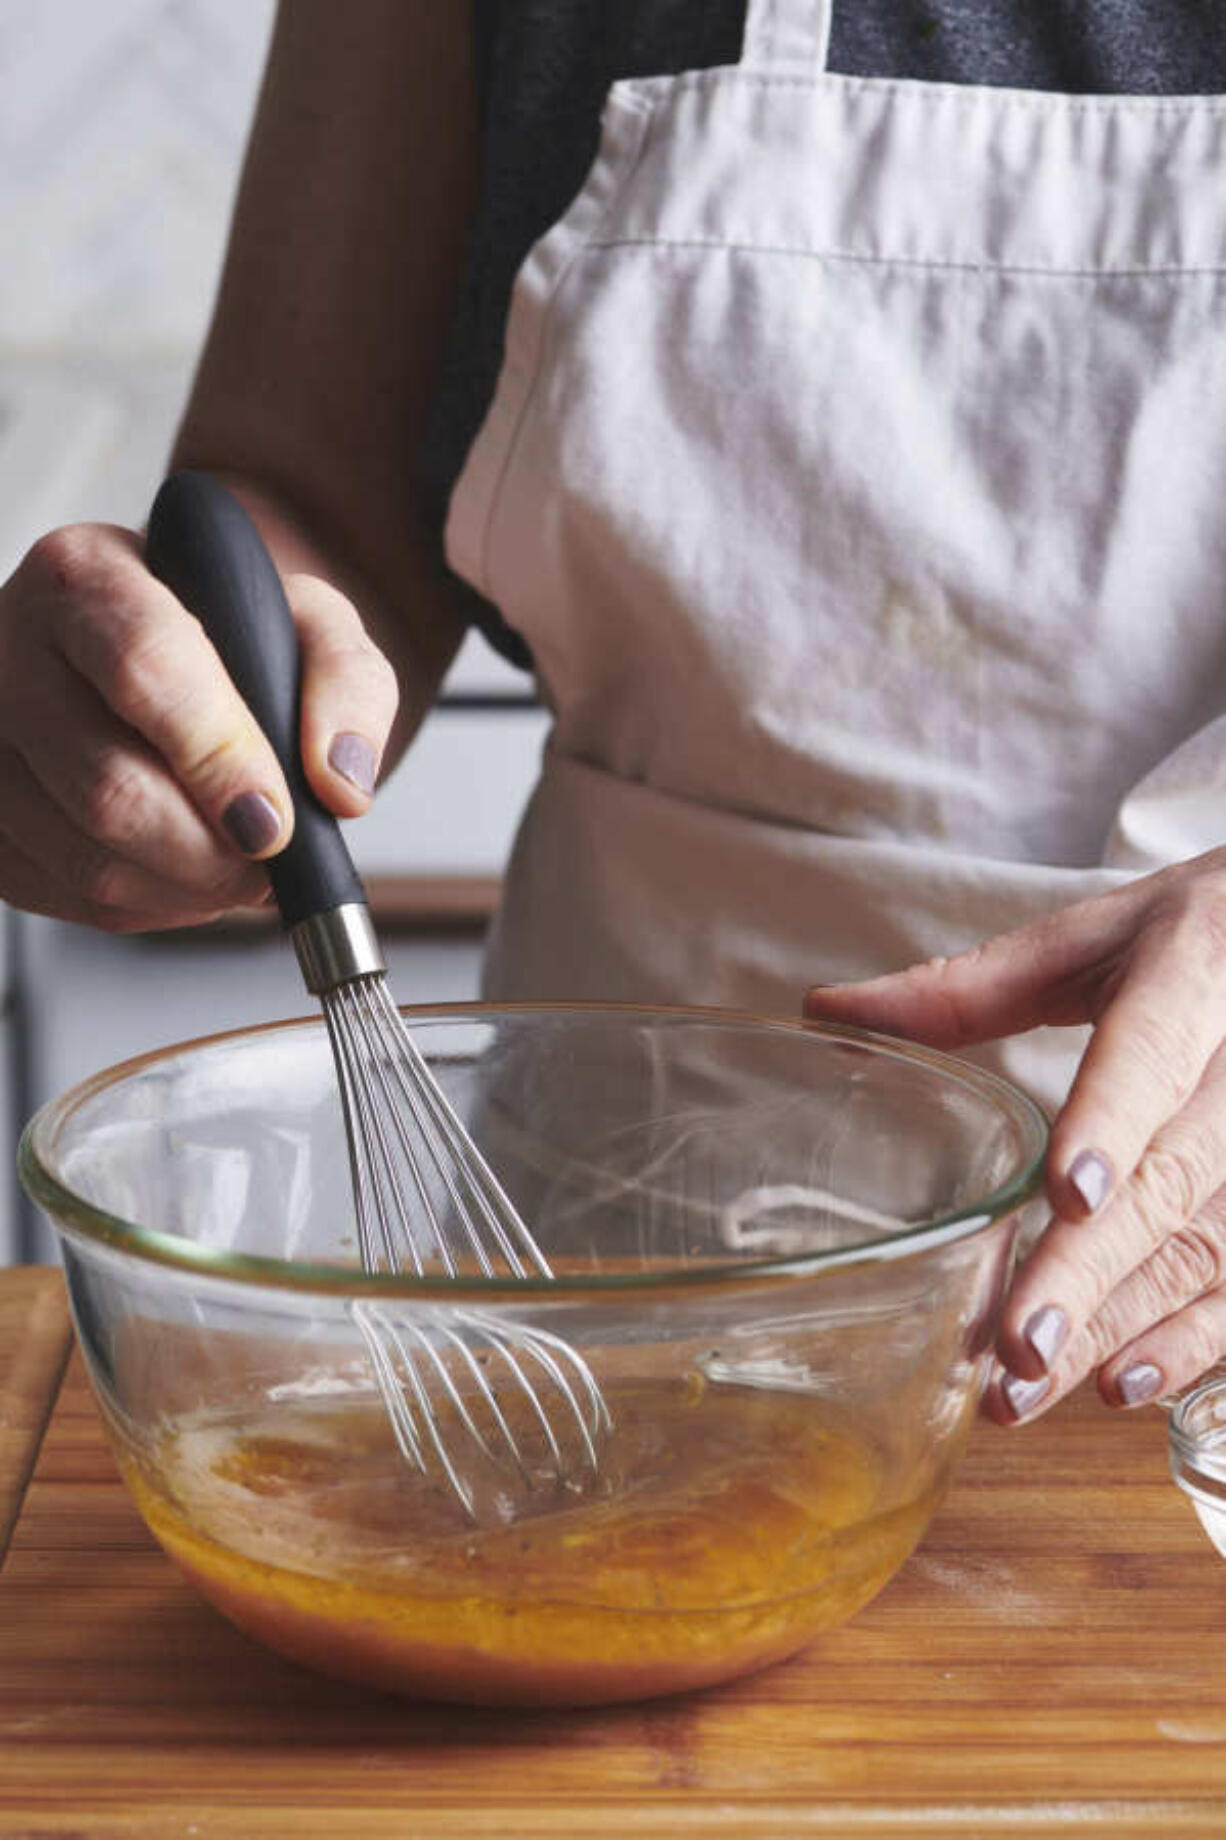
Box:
[425,3,1224,664]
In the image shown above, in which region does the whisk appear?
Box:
[147,470,610,1519]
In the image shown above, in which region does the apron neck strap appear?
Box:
[740,0,833,74]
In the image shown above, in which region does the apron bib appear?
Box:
[445,0,1226,1112]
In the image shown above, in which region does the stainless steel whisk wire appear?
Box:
[324,973,550,1281]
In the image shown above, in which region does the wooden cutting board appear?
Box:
[3,1265,1226,1839]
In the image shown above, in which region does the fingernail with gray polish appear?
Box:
[1068,1148,1113,1215]
[1002,1372,1052,1421]
[329,732,377,795]
[1116,1361,1164,1407]
[223,791,282,855]
[1024,1304,1070,1372]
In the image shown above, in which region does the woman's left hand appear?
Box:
[801,847,1226,1424]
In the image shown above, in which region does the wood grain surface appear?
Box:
[2,1267,1226,1837]
[0,1266,71,1560]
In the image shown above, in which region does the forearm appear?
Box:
[170,0,479,772]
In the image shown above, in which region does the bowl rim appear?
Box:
[19,999,1049,1299]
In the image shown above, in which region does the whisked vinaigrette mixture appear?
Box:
[116,1370,944,1705]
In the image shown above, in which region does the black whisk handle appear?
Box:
[146,469,366,929]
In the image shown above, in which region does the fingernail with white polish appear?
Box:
[1068,1148,1113,1215]
[1002,1372,1052,1421]
[328,732,377,795]
[1024,1304,1069,1372]
[1116,1361,1164,1407]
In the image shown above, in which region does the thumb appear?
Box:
[288,575,400,817]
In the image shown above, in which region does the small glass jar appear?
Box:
[1168,1371,1226,1558]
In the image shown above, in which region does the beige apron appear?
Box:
[446,0,1226,1113]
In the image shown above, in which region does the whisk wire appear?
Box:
[331,987,439,1275]
[335,978,529,1281]
[465,1309,612,1473]
[351,1300,609,1514]
[351,1303,481,1515]
[323,1002,396,1276]
[350,1301,428,1470]
[363,979,554,1279]
[354,980,479,1276]
[529,1337,610,1467]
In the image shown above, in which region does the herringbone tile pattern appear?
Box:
[0,0,275,349]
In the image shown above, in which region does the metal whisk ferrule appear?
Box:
[291,902,385,993]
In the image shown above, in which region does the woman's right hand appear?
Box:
[0,521,399,932]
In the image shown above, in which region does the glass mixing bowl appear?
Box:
[20,1002,1046,1707]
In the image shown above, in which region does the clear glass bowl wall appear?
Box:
[20,1005,1047,1704]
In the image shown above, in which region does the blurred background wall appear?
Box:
[0,1,546,1261]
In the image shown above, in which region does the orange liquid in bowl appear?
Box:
[118,1377,941,1706]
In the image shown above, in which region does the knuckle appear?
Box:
[80,749,152,850]
[293,582,400,721]
[1083,1271,1170,1364]
[174,727,259,805]
[1072,1308,1123,1369]
[99,629,180,726]
[25,525,107,600]
[54,581,193,732]
[1158,1220,1226,1297]
[55,815,131,910]
[77,850,129,912]
[1088,1222,1226,1366]
[1179,877,1226,961]
[1142,1304,1226,1388]
[330,634,400,712]
[1113,1256,1191,1337]
[1132,1142,1209,1229]
[1118,1007,1200,1111]
[1184,1314,1226,1379]
[151,671,271,801]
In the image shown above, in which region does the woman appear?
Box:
[4,0,1226,1427]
